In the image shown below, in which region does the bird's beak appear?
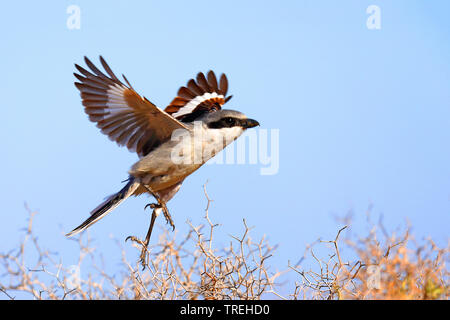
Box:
[243,118,260,129]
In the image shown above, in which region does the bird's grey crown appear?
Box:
[197,109,247,124]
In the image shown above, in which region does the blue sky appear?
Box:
[0,1,449,296]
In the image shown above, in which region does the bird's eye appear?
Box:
[225,117,234,125]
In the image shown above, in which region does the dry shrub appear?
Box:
[345,228,448,299]
[0,195,448,300]
[0,192,282,300]
[290,217,449,300]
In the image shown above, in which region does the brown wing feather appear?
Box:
[196,72,211,92]
[207,71,219,92]
[165,70,232,121]
[219,74,228,96]
[74,56,189,157]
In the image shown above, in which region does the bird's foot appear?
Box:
[125,235,148,269]
[142,185,176,231]
[144,202,175,231]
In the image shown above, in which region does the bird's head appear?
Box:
[197,109,259,143]
[202,109,259,129]
[200,109,259,140]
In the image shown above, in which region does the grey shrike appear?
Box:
[66,56,259,263]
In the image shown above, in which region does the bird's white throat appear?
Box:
[170,122,244,165]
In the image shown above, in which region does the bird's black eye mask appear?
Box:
[208,117,242,129]
[179,109,209,123]
[179,104,220,123]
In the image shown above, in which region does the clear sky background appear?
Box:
[1,1,449,297]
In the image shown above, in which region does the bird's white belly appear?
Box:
[129,125,243,190]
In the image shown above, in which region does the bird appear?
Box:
[66,56,259,264]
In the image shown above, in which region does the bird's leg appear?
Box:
[143,185,175,231]
[125,184,175,269]
[125,206,158,269]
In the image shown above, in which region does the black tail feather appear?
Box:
[66,178,139,237]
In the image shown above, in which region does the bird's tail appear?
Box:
[66,178,139,237]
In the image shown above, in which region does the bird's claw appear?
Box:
[144,202,175,231]
[144,203,158,210]
[162,207,175,230]
[125,235,148,269]
[125,235,141,244]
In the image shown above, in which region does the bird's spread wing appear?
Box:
[74,56,189,157]
[165,71,232,122]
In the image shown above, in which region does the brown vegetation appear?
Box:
[0,191,448,300]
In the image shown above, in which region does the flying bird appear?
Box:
[66,56,259,263]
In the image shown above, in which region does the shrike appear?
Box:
[66,56,259,263]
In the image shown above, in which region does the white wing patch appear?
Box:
[172,92,224,118]
[105,84,129,116]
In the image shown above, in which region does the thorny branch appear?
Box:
[0,195,448,300]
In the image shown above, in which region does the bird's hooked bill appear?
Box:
[243,118,260,128]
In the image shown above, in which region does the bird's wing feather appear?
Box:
[165,71,233,122]
[74,56,189,157]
